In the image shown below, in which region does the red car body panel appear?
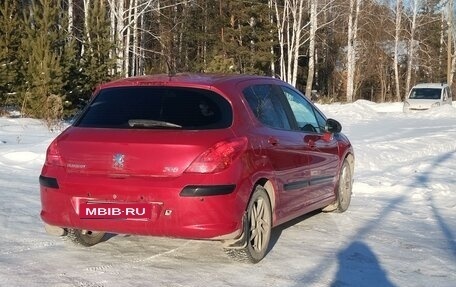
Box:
[40,74,353,240]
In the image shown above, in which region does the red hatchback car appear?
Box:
[40,74,354,263]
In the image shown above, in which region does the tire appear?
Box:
[225,186,272,263]
[67,229,106,247]
[324,159,353,213]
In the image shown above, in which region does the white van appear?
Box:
[403,83,452,112]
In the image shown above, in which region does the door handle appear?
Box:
[268,137,279,146]
[304,135,317,149]
[306,139,316,149]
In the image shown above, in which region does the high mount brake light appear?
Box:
[45,140,64,167]
[185,137,248,173]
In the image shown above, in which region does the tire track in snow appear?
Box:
[55,274,107,287]
[0,240,57,255]
[83,240,192,273]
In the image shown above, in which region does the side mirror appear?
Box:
[326,118,342,133]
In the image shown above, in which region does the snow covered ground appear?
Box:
[0,100,455,287]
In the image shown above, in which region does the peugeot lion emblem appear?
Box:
[113,153,125,169]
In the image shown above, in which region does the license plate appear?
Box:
[80,202,151,219]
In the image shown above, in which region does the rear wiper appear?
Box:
[128,119,182,128]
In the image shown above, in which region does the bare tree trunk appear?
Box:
[380,63,386,102]
[203,1,207,70]
[274,0,304,86]
[393,0,402,101]
[269,0,275,76]
[291,0,304,86]
[447,0,453,87]
[131,0,139,76]
[68,0,73,37]
[451,37,456,88]
[219,0,224,56]
[315,47,319,93]
[306,0,317,98]
[173,4,179,71]
[346,0,360,102]
[82,0,91,57]
[275,0,287,81]
[439,11,445,79]
[405,0,417,97]
[178,6,184,70]
[124,0,133,77]
[109,0,116,75]
[139,8,145,75]
[117,0,125,75]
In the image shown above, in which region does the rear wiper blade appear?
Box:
[128,119,182,128]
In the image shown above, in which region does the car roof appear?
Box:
[98,73,276,90]
[412,83,448,89]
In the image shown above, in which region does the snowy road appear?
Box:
[1,101,455,286]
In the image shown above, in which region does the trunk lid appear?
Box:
[57,127,234,177]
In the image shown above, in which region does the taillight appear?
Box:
[45,140,64,167]
[185,137,248,173]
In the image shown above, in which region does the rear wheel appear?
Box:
[225,186,272,263]
[323,159,352,213]
[67,229,106,247]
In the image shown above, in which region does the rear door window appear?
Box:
[243,84,291,130]
[75,87,232,130]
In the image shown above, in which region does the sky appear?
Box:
[0,100,455,287]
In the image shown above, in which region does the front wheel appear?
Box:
[225,186,272,263]
[67,229,106,247]
[323,159,353,213]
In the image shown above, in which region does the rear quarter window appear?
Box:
[75,87,232,130]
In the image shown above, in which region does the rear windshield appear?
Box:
[74,87,232,129]
[409,88,442,100]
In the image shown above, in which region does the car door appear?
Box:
[242,83,314,221]
[279,86,340,204]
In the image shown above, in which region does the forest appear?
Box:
[0,0,455,122]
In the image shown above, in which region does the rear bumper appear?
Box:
[40,172,249,240]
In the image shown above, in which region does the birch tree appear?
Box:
[346,0,361,102]
[452,33,456,89]
[269,0,276,76]
[108,0,172,76]
[82,0,91,56]
[447,0,454,87]
[405,0,418,97]
[116,0,125,75]
[393,0,402,101]
[274,0,305,86]
[67,0,73,37]
[124,0,134,75]
[106,0,125,74]
[305,0,317,98]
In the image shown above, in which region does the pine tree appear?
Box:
[216,0,275,75]
[60,37,83,117]
[82,0,116,88]
[183,0,221,72]
[66,0,116,115]
[0,0,22,108]
[18,0,66,123]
